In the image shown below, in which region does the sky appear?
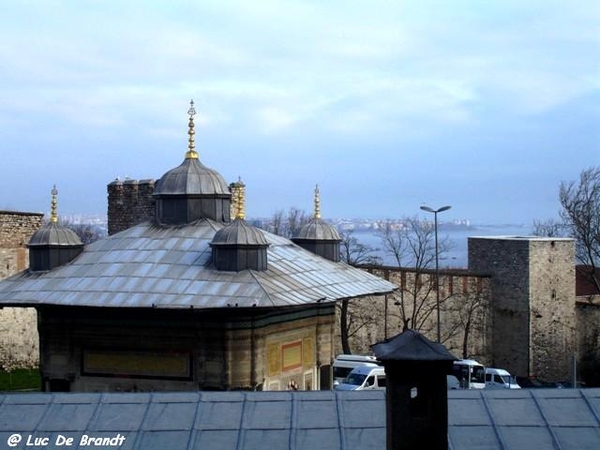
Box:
[0,1,598,224]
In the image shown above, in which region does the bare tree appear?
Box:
[51,219,106,245]
[339,229,381,266]
[559,167,600,293]
[265,208,310,238]
[337,229,381,354]
[532,219,567,238]
[443,289,489,359]
[377,217,453,337]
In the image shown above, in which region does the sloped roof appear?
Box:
[154,158,230,196]
[28,222,83,247]
[294,218,341,241]
[1,389,599,450]
[0,219,395,308]
[211,219,269,246]
[372,329,458,361]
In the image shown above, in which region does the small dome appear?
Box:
[211,219,269,246]
[154,158,230,196]
[28,222,83,247]
[295,218,341,241]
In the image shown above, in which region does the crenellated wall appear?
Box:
[107,179,155,235]
[336,266,493,364]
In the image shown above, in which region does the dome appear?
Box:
[211,219,269,247]
[153,158,230,196]
[28,222,83,247]
[295,218,341,241]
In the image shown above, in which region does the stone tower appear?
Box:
[468,236,575,381]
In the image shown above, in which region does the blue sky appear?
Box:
[0,0,598,224]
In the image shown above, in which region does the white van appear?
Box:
[485,368,521,389]
[332,354,380,386]
[335,365,386,391]
[451,359,486,389]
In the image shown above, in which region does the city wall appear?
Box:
[0,211,43,370]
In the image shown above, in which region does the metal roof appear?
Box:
[372,329,458,361]
[294,218,341,241]
[28,222,83,247]
[0,219,395,309]
[153,158,230,196]
[1,389,599,450]
[210,219,269,246]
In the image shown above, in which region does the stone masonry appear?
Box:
[335,266,493,364]
[0,211,43,370]
[107,179,155,235]
[469,236,576,382]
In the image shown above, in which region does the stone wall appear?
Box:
[576,299,600,359]
[0,210,43,370]
[335,266,492,364]
[38,304,335,392]
[469,236,576,382]
[107,179,155,235]
[529,240,576,382]
[0,210,43,250]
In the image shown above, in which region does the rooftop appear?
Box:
[1,389,599,450]
[0,219,395,309]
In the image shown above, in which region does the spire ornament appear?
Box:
[50,185,59,224]
[235,177,246,220]
[185,99,199,160]
[314,184,321,219]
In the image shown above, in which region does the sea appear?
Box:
[351,224,533,269]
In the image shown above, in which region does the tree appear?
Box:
[67,223,106,245]
[265,208,310,238]
[559,167,600,294]
[338,229,381,354]
[376,217,452,336]
[339,229,381,266]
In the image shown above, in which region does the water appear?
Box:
[350,224,533,269]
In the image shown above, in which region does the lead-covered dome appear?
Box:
[211,219,270,247]
[28,186,84,272]
[29,222,83,247]
[154,158,230,196]
[295,218,341,241]
[154,101,232,224]
[292,185,341,262]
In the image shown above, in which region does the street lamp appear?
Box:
[420,204,451,343]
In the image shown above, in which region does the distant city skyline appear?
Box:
[1,1,598,224]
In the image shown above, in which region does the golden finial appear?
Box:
[229,180,239,219]
[185,99,199,159]
[314,184,321,219]
[236,177,246,220]
[50,185,59,224]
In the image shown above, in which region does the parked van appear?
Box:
[335,365,386,391]
[485,368,521,389]
[451,359,486,389]
[332,354,380,386]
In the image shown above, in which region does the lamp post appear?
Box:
[420,205,451,343]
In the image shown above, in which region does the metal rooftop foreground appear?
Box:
[0,389,599,450]
[0,219,395,308]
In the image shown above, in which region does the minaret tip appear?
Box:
[185,99,199,160]
[50,185,59,224]
[314,184,321,219]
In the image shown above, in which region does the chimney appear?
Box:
[372,330,457,450]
